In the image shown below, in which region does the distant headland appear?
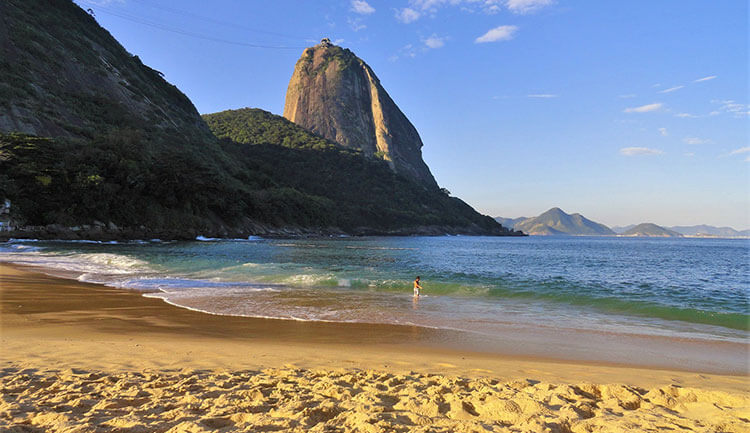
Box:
[496,208,749,238]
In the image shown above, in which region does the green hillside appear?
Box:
[203,109,518,235]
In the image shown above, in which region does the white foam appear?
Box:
[0,248,151,280]
[196,235,263,242]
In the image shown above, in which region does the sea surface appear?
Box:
[2,236,748,347]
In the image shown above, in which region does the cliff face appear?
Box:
[0,0,213,144]
[283,40,438,189]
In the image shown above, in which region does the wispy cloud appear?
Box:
[684,152,695,157]
[388,43,418,62]
[693,75,717,83]
[475,25,518,43]
[423,34,445,49]
[675,112,698,118]
[527,94,558,98]
[658,128,668,136]
[347,17,366,31]
[728,146,750,156]
[624,103,663,113]
[618,94,637,99]
[395,7,420,23]
[392,0,551,23]
[683,137,711,145]
[506,0,554,14]
[712,100,750,118]
[620,147,664,156]
[658,85,684,94]
[722,146,750,162]
[351,0,375,14]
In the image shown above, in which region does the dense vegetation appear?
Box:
[204,109,342,152]
[203,109,509,233]
[0,109,511,235]
[296,44,360,77]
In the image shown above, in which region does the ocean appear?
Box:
[2,235,748,369]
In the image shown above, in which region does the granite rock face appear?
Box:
[283,40,438,188]
[0,0,213,143]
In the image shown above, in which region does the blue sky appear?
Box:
[75,0,749,229]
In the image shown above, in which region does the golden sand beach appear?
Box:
[1,263,748,432]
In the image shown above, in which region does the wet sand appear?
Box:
[1,263,748,432]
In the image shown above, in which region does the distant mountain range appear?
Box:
[497,208,749,238]
[495,208,614,236]
[620,223,682,238]
[613,224,750,238]
[667,225,750,238]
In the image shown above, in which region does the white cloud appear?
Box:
[675,112,698,118]
[693,75,717,83]
[684,152,695,157]
[683,137,711,145]
[658,128,668,136]
[729,146,750,155]
[423,34,445,49]
[351,0,375,14]
[623,103,663,113]
[332,38,345,45]
[485,4,501,14]
[527,94,558,98]
[395,7,420,23]
[620,147,664,156]
[475,25,518,43]
[618,94,637,99]
[506,0,553,14]
[389,43,419,61]
[392,0,549,21]
[713,99,750,118]
[347,17,366,31]
[658,85,684,94]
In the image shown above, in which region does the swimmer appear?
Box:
[413,276,422,297]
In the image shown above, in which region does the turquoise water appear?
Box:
[2,236,748,344]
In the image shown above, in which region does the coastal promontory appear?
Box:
[283,39,437,188]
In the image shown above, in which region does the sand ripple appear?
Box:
[0,366,748,433]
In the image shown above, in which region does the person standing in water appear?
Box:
[413,276,423,297]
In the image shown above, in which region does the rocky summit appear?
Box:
[283,39,438,188]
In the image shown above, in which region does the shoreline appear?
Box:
[2,263,748,432]
[2,260,748,375]
[0,221,525,242]
[1,262,748,378]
